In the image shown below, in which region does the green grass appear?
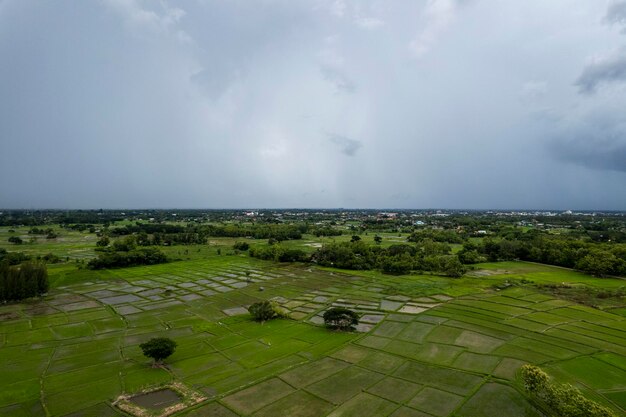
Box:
[548,356,626,390]
[457,383,544,417]
[253,390,333,417]
[367,376,422,403]
[407,387,464,416]
[305,366,385,404]
[326,392,397,417]
[222,378,295,415]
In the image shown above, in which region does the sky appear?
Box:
[1,0,626,210]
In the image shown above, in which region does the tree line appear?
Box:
[88,236,168,269]
[247,239,466,277]
[106,222,344,244]
[0,249,61,265]
[312,240,466,277]
[462,236,626,277]
[0,260,48,302]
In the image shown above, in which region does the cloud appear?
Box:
[190,64,241,100]
[102,0,189,40]
[318,39,356,94]
[325,0,384,30]
[355,16,384,29]
[520,81,548,103]
[320,66,356,94]
[549,112,626,172]
[605,1,626,33]
[409,0,461,57]
[2,0,626,210]
[329,134,362,156]
[330,0,346,18]
[575,47,626,94]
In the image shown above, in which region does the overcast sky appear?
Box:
[1,0,626,210]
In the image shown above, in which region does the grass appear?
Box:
[367,377,423,403]
[253,390,333,417]
[407,387,464,416]
[457,383,544,417]
[326,392,397,417]
[222,378,295,415]
[0,231,625,416]
[305,366,385,404]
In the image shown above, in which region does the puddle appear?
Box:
[222,306,249,316]
[130,389,181,410]
[59,301,100,312]
[398,305,428,314]
[100,294,142,305]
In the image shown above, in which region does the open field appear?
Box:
[1,227,625,416]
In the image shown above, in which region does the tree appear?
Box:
[380,253,414,274]
[0,260,48,302]
[521,364,548,393]
[458,249,483,264]
[140,337,177,366]
[441,256,466,278]
[350,235,361,243]
[323,307,359,330]
[576,251,622,277]
[96,236,110,247]
[248,300,285,322]
[112,235,136,252]
[374,235,382,244]
[87,248,167,269]
[8,236,22,245]
[521,364,616,417]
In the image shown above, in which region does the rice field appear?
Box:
[0,236,625,416]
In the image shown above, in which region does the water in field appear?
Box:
[130,389,181,410]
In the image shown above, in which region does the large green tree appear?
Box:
[140,337,177,366]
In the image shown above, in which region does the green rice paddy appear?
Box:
[0,228,625,416]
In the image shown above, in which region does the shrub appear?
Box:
[41,253,61,264]
[8,236,22,245]
[248,300,286,322]
[233,241,250,251]
[323,307,359,330]
[0,250,31,265]
[140,337,177,365]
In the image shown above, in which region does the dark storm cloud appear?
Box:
[329,134,362,156]
[605,1,626,32]
[1,0,626,209]
[562,2,626,171]
[549,114,626,173]
[575,47,626,94]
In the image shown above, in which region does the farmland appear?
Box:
[4,1,626,415]
[0,212,625,417]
